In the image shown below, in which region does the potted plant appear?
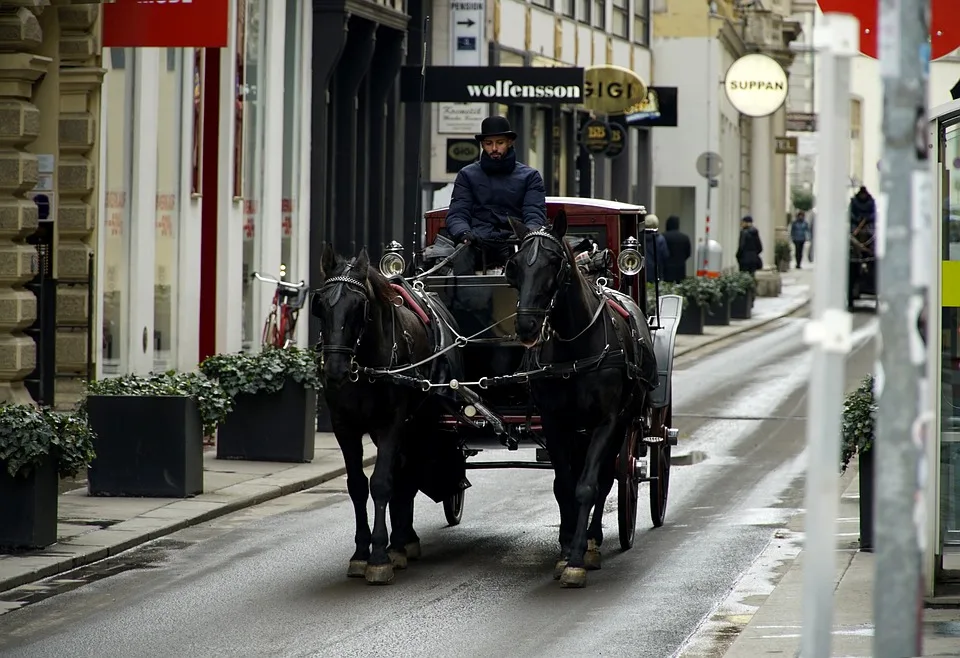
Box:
[724,270,757,320]
[82,371,231,498]
[706,273,736,327]
[0,404,95,550]
[200,346,320,463]
[775,239,792,272]
[673,277,721,335]
[841,374,876,552]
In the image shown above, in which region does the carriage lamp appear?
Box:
[379,241,406,277]
[618,236,644,276]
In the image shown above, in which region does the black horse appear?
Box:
[313,245,437,585]
[506,211,657,588]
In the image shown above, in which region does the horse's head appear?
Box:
[315,245,373,386]
[506,210,572,347]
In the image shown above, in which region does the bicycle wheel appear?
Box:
[262,311,280,348]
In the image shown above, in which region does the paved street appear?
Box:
[0,307,878,658]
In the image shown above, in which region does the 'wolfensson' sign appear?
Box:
[400,66,585,104]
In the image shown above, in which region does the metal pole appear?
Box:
[799,13,857,658]
[874,0,931,654]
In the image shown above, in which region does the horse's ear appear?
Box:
[320,243,336,279]
[509,218,530,240]
[551,210,568,238]
[352,248,370,279]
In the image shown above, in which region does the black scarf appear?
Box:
[479,147,517,175]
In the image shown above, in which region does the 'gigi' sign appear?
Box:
[723,54,789,118]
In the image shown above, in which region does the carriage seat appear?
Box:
[390,283,431,326]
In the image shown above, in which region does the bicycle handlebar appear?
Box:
[251,272,306,289]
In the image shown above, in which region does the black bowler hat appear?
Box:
[475,115,517,141]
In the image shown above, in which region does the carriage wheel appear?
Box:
[649,405,672,528]
[617,425,641,551]
[443,489,465,526]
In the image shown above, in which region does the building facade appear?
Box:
[651,0,800,276]
[425,0,655,212]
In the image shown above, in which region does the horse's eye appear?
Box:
[504,259,518,281]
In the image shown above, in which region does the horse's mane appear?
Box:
[363,266,402,306]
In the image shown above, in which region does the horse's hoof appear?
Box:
[347,560,367,578]
[553,559,568,580]
[405,541,422,561]
[389,550,408,570]
[365,563,395,585]
[559,566,587,588]
[585,539,601,570]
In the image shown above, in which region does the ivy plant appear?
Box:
[199,346,320,402]
[841,374,876,473]
[674,276,723,308]
[82,371,232,438]
[718,270,757,298]
[0,404,96,479]
[775,239,793,264]
[647,281,686,309]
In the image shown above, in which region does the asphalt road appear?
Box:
[0,310,878,658]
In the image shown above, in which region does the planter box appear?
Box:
[677,302,706,335]
[777,259,790,273]
[730,291,754,319]
[0,459,58,551]
[218,380,317,463]
[859,448,874,552]
[705,295,732,326]
[87,395,203,498]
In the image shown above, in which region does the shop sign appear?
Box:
[450,0,485,67]
[723,54,788,118]
[581,120,611,155]
[623,87,679,127]
[583,65,646,115]
[786,111,817,132]
[103,0,229,48]
[775,136,798,155]
[438,103,488,134]
[818,0,959,60]
[401,66,584,104]
[604,124,627,159]
[446,139,480,173]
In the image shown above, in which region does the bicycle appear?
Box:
[252,272,308,349]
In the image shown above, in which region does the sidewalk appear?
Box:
[675,267,812,357]
[704,463,960,657]
[0,434,376,596]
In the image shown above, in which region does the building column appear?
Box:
[750,113,775,269]
[56,3,102,403]
[0,6,49,404]
[772,104,790,240]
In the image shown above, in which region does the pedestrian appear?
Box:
[790,210,811,269]
[662,215,692,283]
[445,115,547,272]
[644,214,670,281]
[735,216,763,277]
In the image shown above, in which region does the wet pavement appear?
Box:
[0,311,878,658]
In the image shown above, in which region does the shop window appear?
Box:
[281,0,304,282]
[634,0,649,45]
[240,0,268,351]
[191,49,203,195]
[154,49,183,372]
[101,48,135,376]
[612,0,628,38]
[592,0,605,29]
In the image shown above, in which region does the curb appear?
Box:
[675,298,810,359]
[0,454,377,596]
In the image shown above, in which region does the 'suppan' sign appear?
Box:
[723,54,789,118]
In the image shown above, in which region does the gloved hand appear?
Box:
[457,231,478,245]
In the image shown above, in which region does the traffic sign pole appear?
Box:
[874,0,931,654]
[800,13,857,658]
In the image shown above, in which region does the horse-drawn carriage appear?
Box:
[848,213,878,308]
[312,197,682,588]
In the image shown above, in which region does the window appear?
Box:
[593,0,605,28]
[561,0,574,18]
[154,49,183,372]
[101,48,135,376]
[191,49,203,195]
[577,0,590,23]
[532,0,554,9]
[613,0,628,37]
[281,0,304,282]
[634,0,649,45]
[240,0,268,350]
[850,98,864,187]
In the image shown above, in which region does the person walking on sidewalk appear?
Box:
[736,216,763,277]
[662,215,692,283]
[790,210,811,269]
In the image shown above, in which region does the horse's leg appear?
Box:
[334,424,371,578]
[388,447,419,569]
[365,420,402,585]
[543,421,577,579]
[561,413,620,589]
[584,431,619,571]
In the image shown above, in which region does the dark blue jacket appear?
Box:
[445,150,547,242]
[645,232,670,280]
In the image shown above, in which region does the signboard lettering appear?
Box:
[401,66,584,104]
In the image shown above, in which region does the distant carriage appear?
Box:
[848,213,877,308]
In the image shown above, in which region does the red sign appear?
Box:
[818,0,960,60]
[103,0,229,48]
